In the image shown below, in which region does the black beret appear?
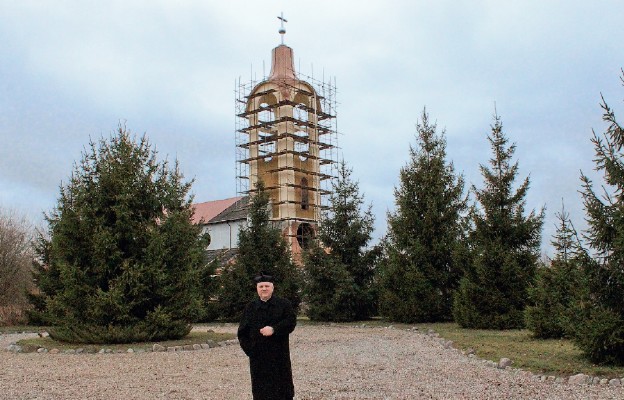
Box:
[253,272,274,284]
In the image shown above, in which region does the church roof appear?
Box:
[192,196,245,225]
[209,196,249,223]
[205,248,239,266]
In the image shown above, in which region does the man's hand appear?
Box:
[259,326,274,336]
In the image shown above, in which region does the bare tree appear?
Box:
[0,208,34,324]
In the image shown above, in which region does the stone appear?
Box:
[608,378,621,387]
[75,348,84,354]
[193,344,202,350]
[49,349,60,354]
[98,349,106,354]
[547,376,556,382]
[555,377,565,384]
[592,377,600,385]
[167,347,175,352]
[7,344,22,353]
[206,340,218,348]
[127,348,134,353]
[465,348,475,355]
[153,344,166,352]
[183,345,193,351]
[568,373,590,385]
[498,358,512,369]
[200,343,210,349]
[600,379,609,385]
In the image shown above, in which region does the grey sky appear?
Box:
[1,1,623,255]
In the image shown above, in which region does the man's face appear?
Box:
[256,282,274,301]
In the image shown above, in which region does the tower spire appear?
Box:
[277,12,287,45]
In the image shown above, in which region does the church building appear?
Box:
[193,19,338,264]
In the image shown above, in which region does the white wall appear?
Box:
[203,220,247,251]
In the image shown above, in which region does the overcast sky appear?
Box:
[1,1,623,255]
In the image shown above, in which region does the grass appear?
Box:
[412,322,624,379]
[14,328,235,353]
[0,325,48,334]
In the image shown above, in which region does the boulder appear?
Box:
[152,344,166,352]
[568,373,590,385]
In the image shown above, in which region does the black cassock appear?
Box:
[238,296,297,400]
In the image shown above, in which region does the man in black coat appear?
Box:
[238,273,297,400]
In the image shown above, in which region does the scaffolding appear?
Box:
[234,63,339,226]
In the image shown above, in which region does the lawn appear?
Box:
[413,322,624,379]
[7,326,235,353]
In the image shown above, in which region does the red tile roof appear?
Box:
[192,196,243,225]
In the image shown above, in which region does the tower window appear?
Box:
[258,102,274,123]
[296,222,314,249]
[259,131,275,161]
[295,130,309,161]
[301,177,309,210]
[294,103,308,122]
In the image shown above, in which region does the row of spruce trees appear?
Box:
[28,77,624,365]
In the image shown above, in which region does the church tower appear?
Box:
[235,18,338,258]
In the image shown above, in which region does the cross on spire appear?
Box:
[278,12,287,45]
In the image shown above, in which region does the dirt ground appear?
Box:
[1,324,623,399]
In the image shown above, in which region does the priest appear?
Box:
[238,273,297,400]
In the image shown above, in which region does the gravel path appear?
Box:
[1,325,623,399]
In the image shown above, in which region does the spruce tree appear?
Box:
[378,109,467,323]
[303,161,377,321]
[453,113,544,329]
[525,203,584,338]
[303,242,357,321]
[30,125,208,343]
[196,256,221,322]
[573,82,624,364]
[217,180,301,322]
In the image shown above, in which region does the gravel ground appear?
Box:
[1,324,623,400]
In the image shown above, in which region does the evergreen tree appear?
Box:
[573,82,624,364]
[217,181,301,322]
[30,125,208,343]
[197,256,221,322]
[303,242,356,321]
[378,109,467,323]
[525,203,584,338]
[303,161,377,321]
[453,113,544,329]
